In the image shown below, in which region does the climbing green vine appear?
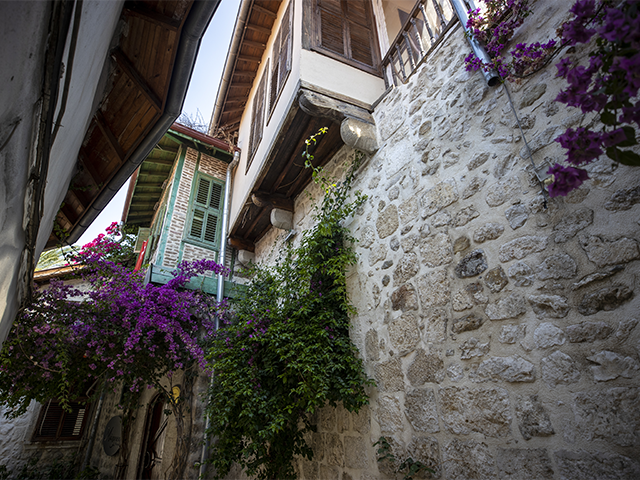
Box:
[204,128,372,479]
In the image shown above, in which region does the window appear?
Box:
[247,59,269,171]
[186,173,224,248]
[33,399,89,441]
[312,0,380,75]
[269,1,293,119]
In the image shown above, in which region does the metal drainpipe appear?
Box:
[199,150,239,479]
[216,150,240,310]
[450,0,500,87]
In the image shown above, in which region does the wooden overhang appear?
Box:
[228,88,374,252]
[46,0,219,249]
[213,0,283,135]
[122,123,235,228]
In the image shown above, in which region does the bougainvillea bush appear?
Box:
[205,130,372,480]
[0,224,226,417]
[464,0,639,197]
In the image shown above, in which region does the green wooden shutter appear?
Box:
[188,175,223,247]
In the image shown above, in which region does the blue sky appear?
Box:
[76,0,239,246]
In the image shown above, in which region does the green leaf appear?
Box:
[618,126,638,147]
[600,110,617,126]
[606,147,640,166]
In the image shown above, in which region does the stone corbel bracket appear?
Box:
[340,117,378,155]
[298,89,378,154]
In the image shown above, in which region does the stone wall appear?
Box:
[250,1,640,478]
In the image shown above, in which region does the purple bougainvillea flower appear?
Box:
[555,127,603,165]
[547,163,590,197]
[601,128,628,147]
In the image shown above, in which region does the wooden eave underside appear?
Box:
[228,98,344,252]
[124,125,234,228]
[217,0,282,134]
[124,135,182,228]
[47,0,193,248]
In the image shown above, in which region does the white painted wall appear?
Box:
[229,0,303,228]
[0,1,124,345]
[299,49,386,104]
[0,1,50,346]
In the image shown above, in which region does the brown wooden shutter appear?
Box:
[247,59,269,170]
[345,1,375,67]
[314,0,379,74]
[34,400,89,441]
[269,1,293,118]
[317,0,345,56]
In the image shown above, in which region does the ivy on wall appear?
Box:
[205,129,372,479]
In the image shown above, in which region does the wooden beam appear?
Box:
[228,81,254,88]
[252,4,278,18]
[129,202,158,210]
[224,107,247,115]
[251,192,294,211]
[136,173,168,180]
[245,207,266,240]
[67,189,86,210]
[95,110,125,161]
[144,157,175,166]
[156,145,180,154]
[123,3,181,31]
[245,23,272,35]
[112,48,162,112]
[233,70,258,79]
[79,149,102,187]
[238,54,262,63]
[228,236,255,253]
[242,39,267,49]
[130,193,162,199]
[224,99,247,106]
[133,182,163,189]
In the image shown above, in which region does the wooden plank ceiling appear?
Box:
[47,0,193,248]
[216,0,282,134]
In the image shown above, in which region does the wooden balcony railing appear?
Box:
[381,0,472,88]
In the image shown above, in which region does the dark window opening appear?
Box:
[33,399,90,442]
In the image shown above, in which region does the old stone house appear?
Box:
[208,0,640,478]
[0,124,238,479]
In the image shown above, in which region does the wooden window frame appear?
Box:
[309,0,382,77]
[247,59,269,173]
[32,399,90,442]
[268,0,294,122]
[185,172,225,250]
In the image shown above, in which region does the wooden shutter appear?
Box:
[269,1,293,117]
[34,400,89,441]
[188,175,223,247]
[248,60,269,170]
[314,0,379,74]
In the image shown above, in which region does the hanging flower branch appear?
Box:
[464,0,639,197]
[0,225,226,417]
